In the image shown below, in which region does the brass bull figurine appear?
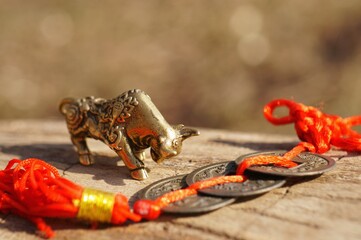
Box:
[59,89,199,180]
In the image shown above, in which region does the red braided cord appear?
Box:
[237,99,361,175]
[133,175,245,220]
[264,99,361,151]
[135,99,361,219]
[0,158,141,238]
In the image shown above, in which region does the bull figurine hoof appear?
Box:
[59,89,199,180]
[131,168,149,180]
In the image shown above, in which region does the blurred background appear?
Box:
[1,0,361,134]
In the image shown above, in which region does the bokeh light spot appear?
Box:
[40,12,74,47]
[229,5,263,37]
[238,34,271,66]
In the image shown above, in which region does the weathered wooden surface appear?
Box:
[0,120,360,240]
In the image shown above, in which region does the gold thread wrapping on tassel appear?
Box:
[76,188,115,222]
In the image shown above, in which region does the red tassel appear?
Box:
[0,158,141,238]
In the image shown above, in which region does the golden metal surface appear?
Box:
[76,188,115,223]
[60,89,199,180]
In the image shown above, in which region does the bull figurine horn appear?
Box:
[174,124,200,141]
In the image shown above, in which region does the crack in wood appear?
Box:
[283,190,361,202]
[233,186,293,232]
[170,220,246,240]
[62,163,80,176]
[240,208,322,229]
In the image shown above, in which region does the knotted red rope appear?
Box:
[236,99,361,175]
[134,99,361,219]
[0,158,141,238]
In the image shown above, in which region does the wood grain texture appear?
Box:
[0,120,360,240]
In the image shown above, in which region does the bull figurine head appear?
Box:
[59,89,199,180]
[148,124,198,163]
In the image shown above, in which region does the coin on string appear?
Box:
[186,161,286,198]
[236,150,336,177]
[138,174,236,214]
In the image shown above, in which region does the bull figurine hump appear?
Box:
[59,89,199,180]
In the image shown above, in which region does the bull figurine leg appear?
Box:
[133,148,146,162]
[71,135,95,166]
[116,147,148,180]
[108,128,148,180]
